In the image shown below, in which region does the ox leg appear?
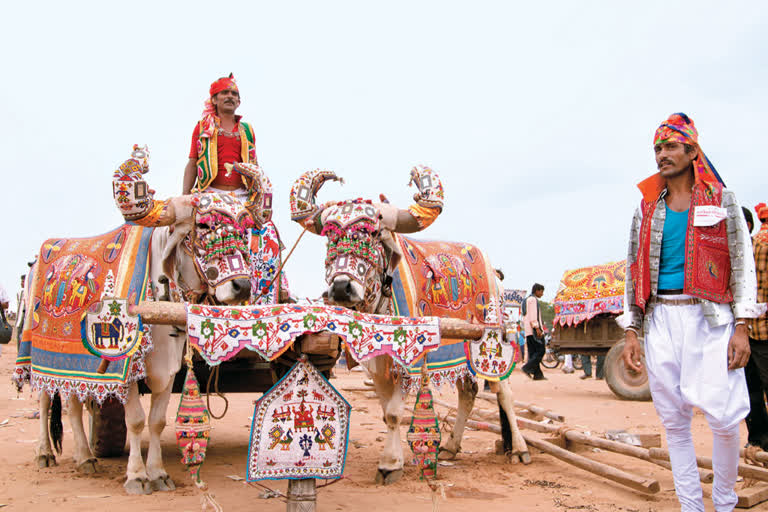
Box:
[439,376,477,460]
[494,379,531,464]
[36,392,56,468]
[145,380,175,492]
[369,358,405,485]
[68,396,97,473]
[124,382,152,495]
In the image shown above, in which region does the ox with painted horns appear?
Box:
[289,166,530,485]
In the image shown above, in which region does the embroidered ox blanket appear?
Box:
[552,260,626,327]
[390,235,513,388]
[13,224,153,404]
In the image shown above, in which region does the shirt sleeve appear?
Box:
[623,206,644,332]
[189,123,200,160]
[723,190,761,318]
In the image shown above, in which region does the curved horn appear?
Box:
[112,145,179,227]
[408,165,444,209]
[289,169,344,233]
[388,165,444,233]
[227,162,273,226]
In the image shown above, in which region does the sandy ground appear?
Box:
[0,342,766,512]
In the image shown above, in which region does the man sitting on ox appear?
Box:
[622,113,762,512]
[183,74,258,200]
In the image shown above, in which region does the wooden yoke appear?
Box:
[131,301,485,340]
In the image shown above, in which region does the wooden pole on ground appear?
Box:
[444,415,660,494]
[435,400,712,483]
[649,448,768,483]
[740,447,768,465]
[286,479,316,512]
[475,391,565,423]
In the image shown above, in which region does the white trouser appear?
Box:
[207,186,249,202]
[563,354,573,370]
[645,295,749,512]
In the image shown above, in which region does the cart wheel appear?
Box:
[604,339,651,401]
[89,397,127,458]
[541,350,561,369]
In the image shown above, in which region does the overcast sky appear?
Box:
[1,0,766,309]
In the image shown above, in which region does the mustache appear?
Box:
[658,159,673,168]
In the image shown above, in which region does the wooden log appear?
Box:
[736,483,768,508]
[476,391,565,422]
[286,479,316,511]
[444,415,659,494]
[650,448,768,483]
[436,399,712,483]
[132,300,485,339]
[740,447,768,465]
[523,435,660,494]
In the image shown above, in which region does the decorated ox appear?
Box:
[14,148,274,494]
[289,167,530,484]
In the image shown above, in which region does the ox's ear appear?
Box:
[160,219,193,283]
[289,169,344,234]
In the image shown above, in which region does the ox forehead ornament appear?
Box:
[321,200,385,287]
[189,192,254,288]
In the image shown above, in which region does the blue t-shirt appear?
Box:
[658,204,688,290]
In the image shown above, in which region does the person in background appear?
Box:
[744,203,768,449]
[521,283,546,380]
[580,354,606,380]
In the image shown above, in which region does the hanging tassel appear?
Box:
[176,344,222,511]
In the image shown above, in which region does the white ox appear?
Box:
[289,167,531,484]
[28,155,270,495]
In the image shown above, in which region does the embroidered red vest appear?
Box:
[631,181,732,311]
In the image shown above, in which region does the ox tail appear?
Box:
[50,393,63,455]
[497,396,513,454]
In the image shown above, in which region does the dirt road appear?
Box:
[0,343,763,511]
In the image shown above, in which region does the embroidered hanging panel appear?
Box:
[13,224,153,403]
[247,357,351,481]
[552,260,626,327]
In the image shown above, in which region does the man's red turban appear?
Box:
[756,203,768,221]
[209,73,239,97]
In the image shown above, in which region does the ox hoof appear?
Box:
[150,475,176,492]
[125,478,153,495]
[375,468,404,485]
[506,450,532,465]
[77,458,98,474]
[36,454,56,468]
[437,446,458,461]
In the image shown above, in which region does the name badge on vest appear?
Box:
[693,205,727,227]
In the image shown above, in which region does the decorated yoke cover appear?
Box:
[390,235,514,387]
[186,303,440,367]
[13,224,153,403]
[247,357,351,481]
[553,260,626,327]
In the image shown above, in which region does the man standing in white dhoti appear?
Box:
[622,113,763,512]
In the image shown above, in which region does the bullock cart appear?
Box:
[550,260,651,401]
